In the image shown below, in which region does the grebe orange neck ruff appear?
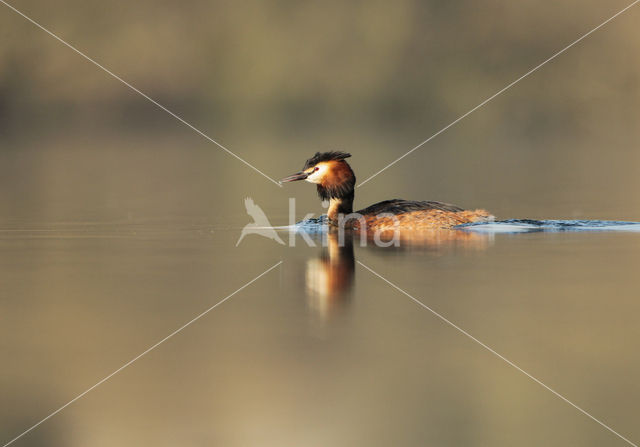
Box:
[280,151,494,230]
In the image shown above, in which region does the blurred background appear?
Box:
[1,1,640,446]
[0,0,639,224]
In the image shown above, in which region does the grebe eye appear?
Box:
[314,167,319,172]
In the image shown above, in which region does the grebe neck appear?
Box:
[327,194,354,222]
[315,161,356,223]
[317,183,355,223]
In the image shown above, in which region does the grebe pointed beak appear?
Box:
[280,171,309,183]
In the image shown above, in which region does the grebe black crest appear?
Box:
[281,151,494,230]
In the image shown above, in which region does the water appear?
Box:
[461,219,640,233]
[2,218,639,447]
[291,217,640,234]
[1,127,640,446]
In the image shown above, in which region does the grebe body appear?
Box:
[281,152,493,230]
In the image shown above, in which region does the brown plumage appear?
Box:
[351,199,492,230]
[280,151,494,230]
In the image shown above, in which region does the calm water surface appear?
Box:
[1,222,639,446]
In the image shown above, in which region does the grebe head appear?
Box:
[280,151,356,200]
[281,151,356,222]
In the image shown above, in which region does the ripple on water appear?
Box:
[287,217,640,234]
[457,219,640,233]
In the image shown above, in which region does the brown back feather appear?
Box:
[357,199,465,216]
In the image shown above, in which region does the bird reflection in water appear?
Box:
[303,228,492,319]
[305,232,355,318]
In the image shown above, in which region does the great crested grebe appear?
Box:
[280,151,494,230]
